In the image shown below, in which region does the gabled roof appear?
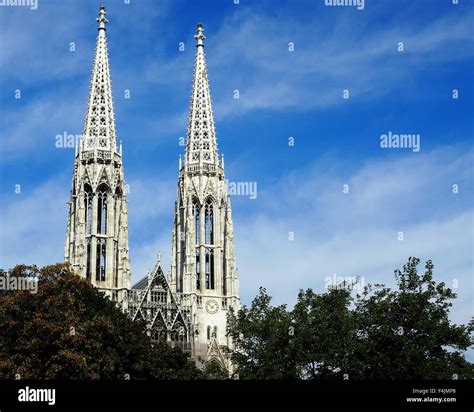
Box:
[129,262,189,334]
[131,276,148,290]
[207,337,228,370]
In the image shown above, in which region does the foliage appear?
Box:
[0,263,201,379]
[292,287,355,379]
[1,258,471,380]
[202,359,229,380]
[227,258,473,379]
[348,258,473,379]
[227,287,298,379]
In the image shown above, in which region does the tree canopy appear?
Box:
[227,257,473,379]
[1,258,471,380]
[0,263,201,379]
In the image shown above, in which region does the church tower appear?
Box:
[64,6,131,302]
[171,24,240,362]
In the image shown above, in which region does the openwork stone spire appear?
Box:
[185,23,219,166]
[81,5,117,153]
[65,6,131,303]
[170,23,240,368]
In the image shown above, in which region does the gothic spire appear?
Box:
[65,5,131,299]
[185,23,219,167]
[81,5,117,153]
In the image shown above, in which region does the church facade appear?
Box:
[65,6,240,370]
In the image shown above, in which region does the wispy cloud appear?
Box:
[0,96,84,159]
[0,174,69,268]
[234,145,473,326]
[2,1,473,161]
[144,3,474,121]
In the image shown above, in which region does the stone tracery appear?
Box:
[65,7,239,372]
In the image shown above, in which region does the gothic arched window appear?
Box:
[97,185,108,235]
[210,249,215,289]
[84,185,93,236]
[193,199,200,245]
[205,249,215,290]
[207,325,211,341]
[205,250,209,289]
[96,238,106,281]
[84,185,93,280]
[115,187,122,230]
[193,199,201,287]
[86,238,91,280]
[205,201,214,245]
[196,254,200,290]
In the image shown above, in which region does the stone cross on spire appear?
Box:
[194,23,206,47]
[97,5,108,31]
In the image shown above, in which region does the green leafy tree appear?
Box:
[201,359,229,380]
[349,257,473,379]
[0,263,202,379]
[292,286,355,379]
[227,287,298,379]
[227,258,473,380]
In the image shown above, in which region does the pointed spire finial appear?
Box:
[97,5,108,31]
[194,23,206,47]
[157,251,161,265]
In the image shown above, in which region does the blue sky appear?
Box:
[0,0,473,354]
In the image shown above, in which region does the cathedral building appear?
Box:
[65,6,240,370]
